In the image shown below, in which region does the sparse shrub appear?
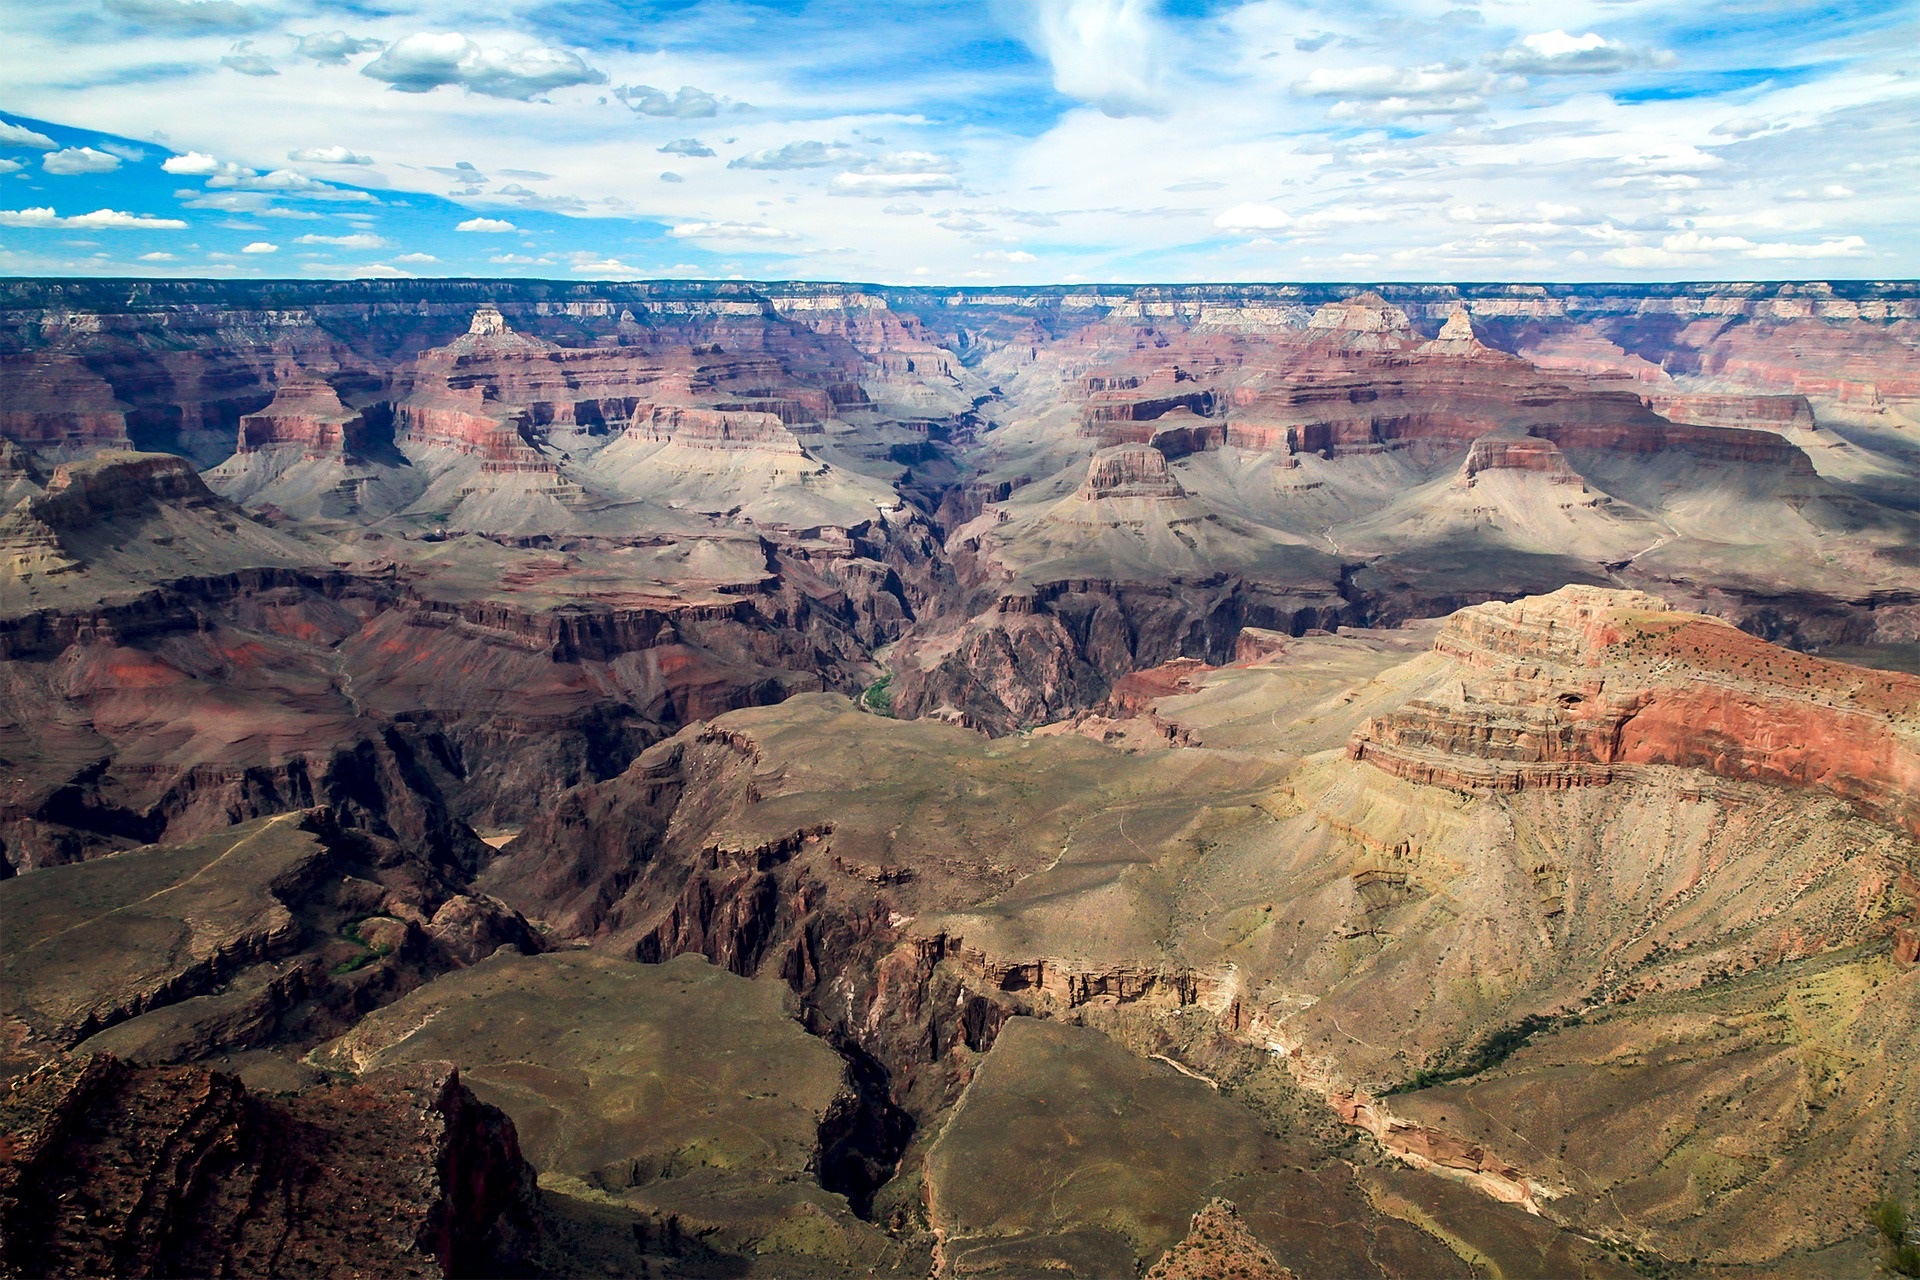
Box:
[1873,1194,1920,1277]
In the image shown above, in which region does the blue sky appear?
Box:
[0,0,1914,283]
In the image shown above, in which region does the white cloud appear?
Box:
[456,217,518,232]
[0,122,57,151]
[669,221,797,241]
[162,151,228,176]
[1744,235,1867,259]
[1013,0,1168,118]
[221,41,276,77]
[294,31,383,65]
[1294,64,1501,118]
[240,240,277,253]
[362,33,607,101]
[103,0,263,30]
[203,168,374,201]
[615,85,722,118]
[42,147,122,175]
[728,141,855,170]
[570,256,650,277]
[489,253,541,264]
[138,251,176,260]
[1214,202,1291,233]
[0,207,188,229]
[294,232,386,248]
[977,249,1037,263]
[657,138,715,158]
[832,173,961,195]
[392,252,439,263]
[1485,31,1660,76]
[0,160,20,175]
[289,145,372,165]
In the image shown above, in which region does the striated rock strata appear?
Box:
[1349,585,1920,834]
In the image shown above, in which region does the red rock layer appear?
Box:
[235,376,368,458]
[1646,391,1817,433]
[0,353,133,454]
[625,404,806,452]
[1460,433,1584,486]
[1349,587,1920,836]
[1078,444,1186,499]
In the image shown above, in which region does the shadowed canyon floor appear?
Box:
[0,279,1917,1278]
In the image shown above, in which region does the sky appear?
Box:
[0,0,1914,284]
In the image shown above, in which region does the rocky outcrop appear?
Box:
[1306,292,1417,350]
[235,376,368,459]
[1349,586,1920,835]
[1078,443,1186,500]
[625,404,805,452]
[1459,432,1584,486]
[0,353,132,458]
[0,1053,535,1279]
[1145,1199,1293,1280]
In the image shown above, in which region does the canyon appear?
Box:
[0,277,1915,1278]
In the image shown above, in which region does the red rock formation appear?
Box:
[625,404,805,452]
[1459,433,1584,486]
[1078,444,1186,500]
[0,353,133,456]
[236,376,368,459]
[1349,587,1920,836]
[1646,391,1817,433]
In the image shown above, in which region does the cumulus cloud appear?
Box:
[138,251,175,260]
[162,151,228,175]
[1214,202,1291,232]
[103,0,263,30]
[240,240,276,253]
[1485,31,1663,76]
[615,85,722,118]
[204,168,374,201]
[727,140,854,170]
[295,31,384,64]
[289,145,372,165]
[0,160,20,175]
[455,217,518,232]
[833,153,963,195]
[977,249,1037,263]
[362,33,607,101]
[570,257,649,277]
[43,147,123,175]
[1009,0,1168,118]
[1604,231,1869,267]
[294,232,386,248]
[0,121,57,151]
[668,220,796,241]
[1295,64,1497,118]
[392,252,439,263]
[0,206,188,229]
[657,138,715,158]
[221,41,276,76]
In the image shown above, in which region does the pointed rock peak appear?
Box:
[469,303,509,336]
[1306,292,1415,349]
[1420,306,1492,356]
